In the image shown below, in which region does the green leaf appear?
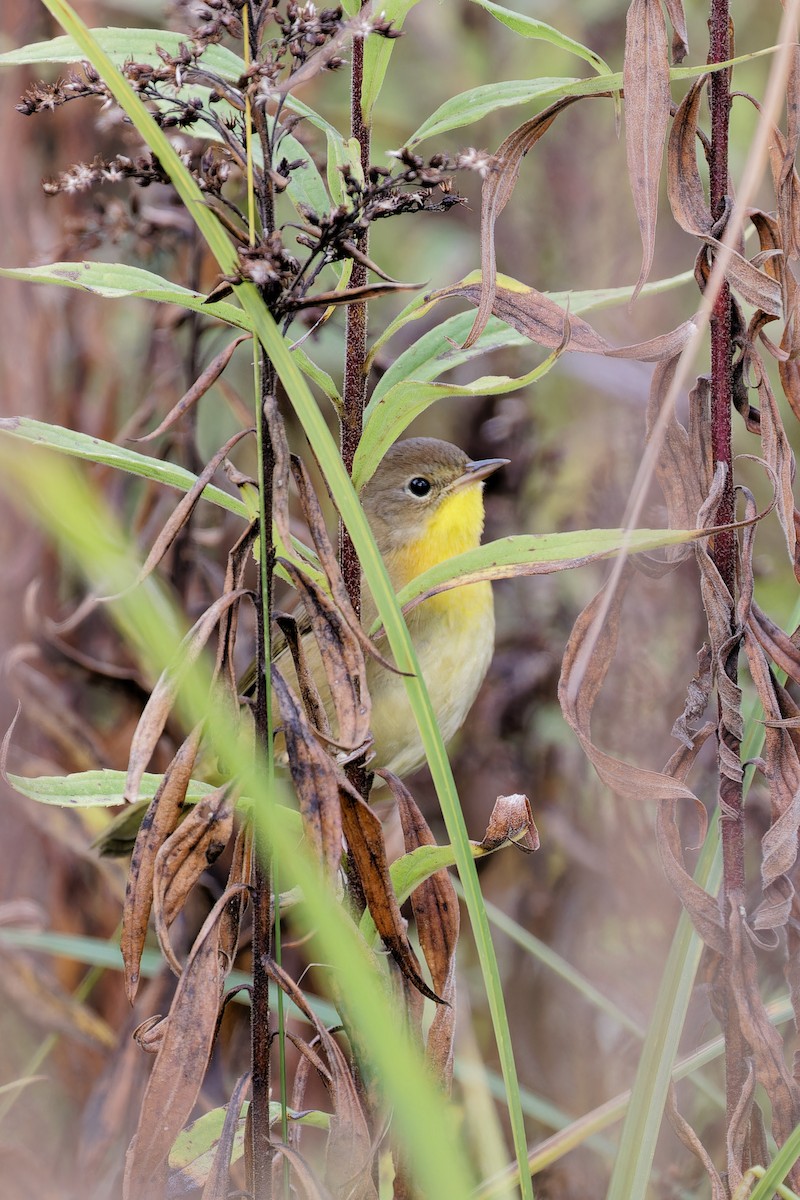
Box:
[407,49,780,144]
[368,312,530,408]
[367,528,704,629]
[354,349,560,487]
[5,768,218,808]
[276,130,331,219]
[0,261,250,329]
[0,28,244,78]
[0,416,249,519]
[747,1128,800,1200]
[468,0,610,75]
[361,0,422,119]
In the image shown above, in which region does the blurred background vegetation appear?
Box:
[0,2,794,1197]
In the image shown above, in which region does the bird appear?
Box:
[96,437,506,853]
[355,436,507,779]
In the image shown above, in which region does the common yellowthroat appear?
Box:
[97,438,506,853]
[271,437,506,778]
[356,436,507,778]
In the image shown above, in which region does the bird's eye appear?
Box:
[407,476,431,498]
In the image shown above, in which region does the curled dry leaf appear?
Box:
[102,429,252,601]
[122,725,204,1003]
[663,0,689,62]
[726,1057,757,1194]
[152,785,235,976]
[388,771,459,1090]
[647,364,711,561]
[136,335,251,443]
[272,1143,335,1200]
[667,74,713,237]
[123,884,249,1200]
[271,664,345,883]
[125,588,249,804]
[284,280,421,311]
[665,1083,726,1200]
[279,560,371,752]
[727,893,800,1184]
[338,781,442,1004]
[263,959,376,1200]
[200,1071,251,1200]
[478,793,540,853]
[624,0,672,303]
[558,567,710,810]
[755,365,799,577]
[461,94,594,349]
[656,727,727,953]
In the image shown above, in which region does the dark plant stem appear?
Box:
[247,4,278,1196]
[708,0,749,1152]
[340,25,371,617]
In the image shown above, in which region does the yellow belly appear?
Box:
[367,581,494,779]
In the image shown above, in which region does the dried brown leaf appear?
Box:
[656,726,727,952]
[200,1072,251,1200]
[218,821,252,969]
[478,793,540,853]
[663,0,689,62]
[273,1144,334,1200]
[604,319,697,362]
[726,1057,757,1193]
[388,772,460,1090]
[666,1083,726,1200]
[624,0,672,302]
[123,884,247,1199]
[338,783,441,1003]
[728,894,800,1164]
[558,568,711,808]
[703,236,783,316]
[667,74,713,236]
[136,335,250,443]
[264,959,376,1200]
[647,364,711,558]
[431,278,610,354]
[280,561,371,751]
[462,95,590,349]
[105,430,252,600]
[755,365,799,575]
[122,725,203,1003]
[153,785,235,976]
[271,665,344,881]
[125,588,248,804]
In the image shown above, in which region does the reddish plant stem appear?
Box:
[340,25,371,618]
[708,0,749,1156]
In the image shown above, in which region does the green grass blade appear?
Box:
[747,1129,800,1200]
[468,0,611,75]
[25,7,535,1190]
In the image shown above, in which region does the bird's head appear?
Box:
[361,437,508,573]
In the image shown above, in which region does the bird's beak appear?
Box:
[450,457,510,490]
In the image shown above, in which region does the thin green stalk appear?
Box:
[31,8,532,1193]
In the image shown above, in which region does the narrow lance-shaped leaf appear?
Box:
[624,0,672,303]
[122,726,204,1003]
[123,885,248,1199]
[462,96,591,350]
[137,336,251,443]
[467,0,611,74]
